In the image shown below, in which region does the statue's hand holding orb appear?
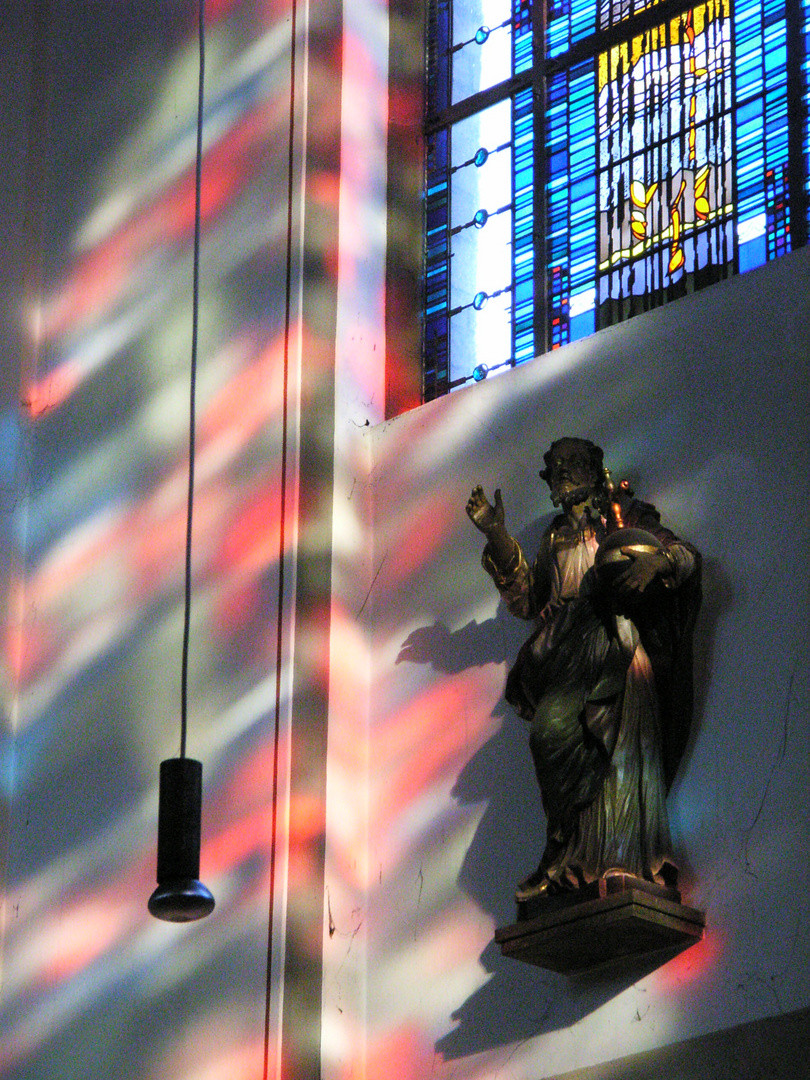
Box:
[594,529,670,602]
[614,548,671,594]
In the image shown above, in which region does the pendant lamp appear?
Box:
[148,0,214,923]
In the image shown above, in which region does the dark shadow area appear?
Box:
[396,515,550,675]
[671,556,734,798]
[435,939,693,1057]
[541,1005,810,1080]
[398,523,730,1057]
[397,616,515,673]
[395,516,553,915]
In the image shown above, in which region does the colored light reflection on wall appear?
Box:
[0,1,336,1078]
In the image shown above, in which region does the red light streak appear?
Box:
[656,925,723,988]
[371,670,500,846]
[202,807,273,878]
[38,900,137,988]
[204,0,247,22]
[198,335,288,447]
[309,171,341,206]
[211,481,284,579]
[23,362,82,418]
[40,100,282,346]
[382,499,458,588]
[365,1025,432,1080]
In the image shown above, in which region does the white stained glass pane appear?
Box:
[452,210,511,298]
[450,102,512,228]
[450,290,512,383]
[452,0,513,101]
[449,100,513,383]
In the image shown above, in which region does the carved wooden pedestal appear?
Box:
[495,875,705,974]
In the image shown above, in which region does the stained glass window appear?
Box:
[423,0,810,399]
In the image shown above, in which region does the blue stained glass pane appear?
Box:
[803,0,810,220]
[424,123,450,398]
[737,98,764,125]
[739,235,767,271]
[571,178,594,201]
[733,0,793,264]
[427,0,451,115]
[546,58,597,347]
[570,309,596,338]
[513,84,535,363]
[514,0,533,72]
[765,44,787,72]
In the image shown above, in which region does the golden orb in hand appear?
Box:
[594,527,664,587]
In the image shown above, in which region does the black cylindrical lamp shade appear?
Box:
[148,757,215,922]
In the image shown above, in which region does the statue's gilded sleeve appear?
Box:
[481,531,552,620]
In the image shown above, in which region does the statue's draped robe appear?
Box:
[484,499,701,890]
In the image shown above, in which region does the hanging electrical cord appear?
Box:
[180,0,206,761]
[148,0,215,923]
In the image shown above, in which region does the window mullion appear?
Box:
[426,70,533,135]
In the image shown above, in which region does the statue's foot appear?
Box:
[515,868,552,902]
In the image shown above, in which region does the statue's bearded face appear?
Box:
[546,439,599,507]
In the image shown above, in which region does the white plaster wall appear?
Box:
[362,246,810,1078]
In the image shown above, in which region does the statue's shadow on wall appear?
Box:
[397,516,731,1057]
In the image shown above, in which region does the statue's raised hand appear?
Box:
[466,485,504,535]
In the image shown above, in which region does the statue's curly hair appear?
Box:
[539,438,604,487]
